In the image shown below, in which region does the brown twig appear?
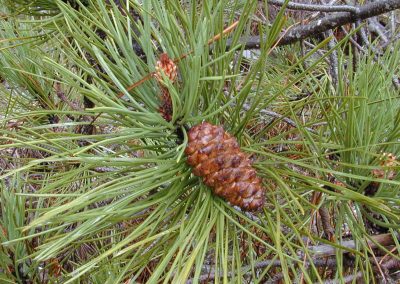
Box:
[367,241,387,282]
[116,73,154,98]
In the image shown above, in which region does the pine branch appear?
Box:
[229,0,400,49]
[268,0,359,13]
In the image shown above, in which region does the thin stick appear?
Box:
[117,73,154,98]
[207,21,239,45]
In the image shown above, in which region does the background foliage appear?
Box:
[1,0,399,283]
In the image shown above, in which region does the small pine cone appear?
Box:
[185,122,265,211]
[158,87,173,122]
[154,53,177,84]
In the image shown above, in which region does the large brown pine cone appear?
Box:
[185,122,265,211]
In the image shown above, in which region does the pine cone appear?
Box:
[185,122,265,211]
[158,87,173,122]
[154,53,177,122]
[154,53,177,84]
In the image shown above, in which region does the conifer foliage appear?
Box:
[0,0,400,283]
